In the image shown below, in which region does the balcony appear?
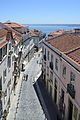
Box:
[67,84,75,99]
[50,62,53,70]
[43,55,46,61]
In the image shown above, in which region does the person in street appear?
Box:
[25,74,28,81]
[37,60,38,63]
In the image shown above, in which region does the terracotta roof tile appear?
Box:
[0,40,8,48]
[47,32,80,65]
[4,22,24,28]
[48,30,65,38]
[66,47,80,64]
[0,29,7,38]
[29,29,40,37]
[47,33,80,53]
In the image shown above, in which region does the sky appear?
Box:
[0,0,80,24]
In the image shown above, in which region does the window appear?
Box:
[61,89,64,102]
[0,48,2,61]
[45,48,46,55]
[47,51,49,60]
[4,89,7,103]
[3,69,7,83]
[4,89,7,97]
[7,79,11,87]
[47,66,49,76]
[42,46,44,53]
[0,77,2,90]
[70,72,75,81]
[2,45,7,57]
[9,43,11,50]
[54,78,57,89]
[55,58,58,71]
[7,55,11,68]
[62,66,66,77]
[51,54,53,62]
[50,71,53,82]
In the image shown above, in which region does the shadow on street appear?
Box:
[33,75,62,120]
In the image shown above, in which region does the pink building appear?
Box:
[42,29,80,120]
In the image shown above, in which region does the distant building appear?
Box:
[42,29,80,120]
[48,29,65,38]
[29,29,46,51]
[4,22,30,42]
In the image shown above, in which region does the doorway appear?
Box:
[68,99,73,120]
[50,85,52,99]
[54,87,57,103]
[54,79,57,104]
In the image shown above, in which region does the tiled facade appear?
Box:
[42,30,80,120]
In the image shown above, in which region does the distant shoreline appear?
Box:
[24,24,80,26]
[24,24,80,34]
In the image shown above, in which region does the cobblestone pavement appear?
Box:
[15,51,46,120]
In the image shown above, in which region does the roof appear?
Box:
[0,40,8,48]
[47,33,80,53]
[48,30,65,38]
[29,29,40,37]
[0,29,8,48]
[0,29,7,38]
[47,32,80,65]
[2,22,22,46]
[66,47,80,64]
[0,22,23,47]
[4,22,24,28]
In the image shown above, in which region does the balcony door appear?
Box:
[54,78,57,104]
[50,85,52,99]
[68,99,73,120]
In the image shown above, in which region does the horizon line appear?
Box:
[23,23,80,25]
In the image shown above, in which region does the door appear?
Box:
[50,85,52,99]
[68,99,73,120]
[54,79,57,104]
[54,88,57,103]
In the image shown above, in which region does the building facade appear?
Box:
[0,22,24,119]
[42,30,80,120]
[0,28,15,118]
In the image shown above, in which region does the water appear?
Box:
[26,24,80,35]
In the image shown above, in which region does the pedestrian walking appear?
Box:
[37,60,38,63]
[23,74,26,81]
[25,74,28,81]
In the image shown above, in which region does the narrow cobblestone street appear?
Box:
[15,51,46,120]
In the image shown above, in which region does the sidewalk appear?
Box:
[34,75,62,120]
